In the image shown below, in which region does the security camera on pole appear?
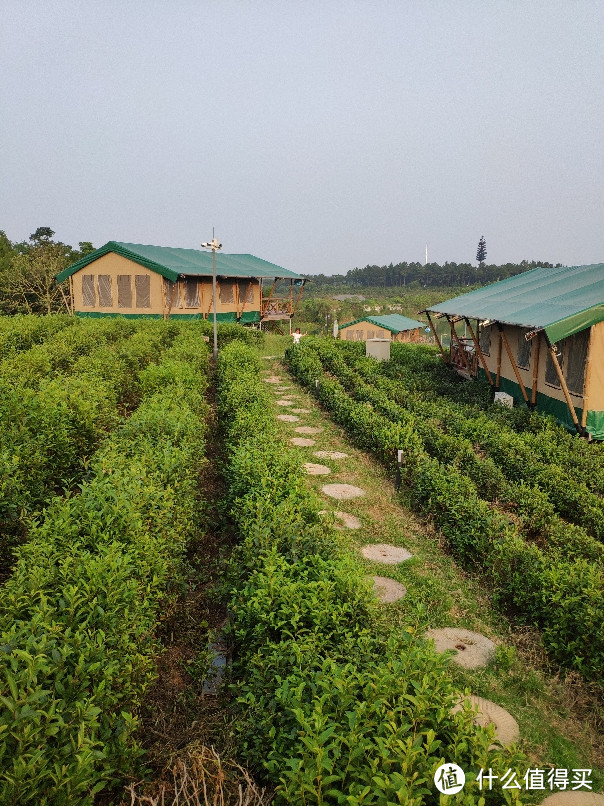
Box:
[201,234,222,360]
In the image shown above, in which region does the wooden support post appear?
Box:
[68,276,75,315]
[581,327,594,430]
[531,332,541,408]
[425,311,447,361]
[500,327,529,404]
[464,318,493,384]
[546,340,583,435]
[446,315,471,373]
[495,326,503,390]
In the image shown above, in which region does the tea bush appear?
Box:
[286,340,604,681]
[218,341,525,804]
[0,330,210,804]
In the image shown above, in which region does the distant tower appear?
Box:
[476,236,487,268]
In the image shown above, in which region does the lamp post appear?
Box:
[201,236,222,360]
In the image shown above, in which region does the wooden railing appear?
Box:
[261,297,294,319]
[450,338,478,378]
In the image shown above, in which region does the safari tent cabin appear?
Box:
[56,242,307,325]
[425,264,604,439]
[339,314,425,342]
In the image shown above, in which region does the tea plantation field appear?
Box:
[0,318,602,805]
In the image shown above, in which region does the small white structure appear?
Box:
[366,338,391,362]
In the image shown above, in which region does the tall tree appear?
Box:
[476,236,487,268]
[4,228,73,314]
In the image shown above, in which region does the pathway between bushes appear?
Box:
[262,360,604,795]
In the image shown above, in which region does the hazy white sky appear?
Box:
[1,1,603,275]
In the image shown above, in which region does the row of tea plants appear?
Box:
[217,341,525,805]
[285,339,604,682]
[0,329,210,804]
[0,319,183,573]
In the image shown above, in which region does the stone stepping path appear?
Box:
[304,463,331,475]
[318,510,362,529]
[291,408,310,414]
[276,399,295,406]
[540,794,604,806]
[277,414,300,422]
[314,450,348,460]
[361,543,412,564]
[277,385,293,390]
[322,483,364,500]
[263,377,282,384]
[290,437,316,447]
[425,628,495,669]
[334,511,361,529]
[452,695,519,747]
[295,426,323,435]
[370,575,407,603]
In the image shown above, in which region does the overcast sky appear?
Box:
[1,1,603,275]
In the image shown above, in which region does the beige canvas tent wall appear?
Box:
[339,314,426,342]
[426,264,604,439]
[57,241,307,325]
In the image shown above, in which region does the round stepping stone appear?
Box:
[295,426,323,435]
[425,628,496,669]
[541,795,604,806]
[334,511,361,529]
[304,463,331,475]
[452,695,519,747]
[277,414,300,422]
[314,450,348,460]
[263,377,282,384]
[370,576,407,603]
[291,408,310,414]
[361,543,412,564]
[290,437,316,447]
[322,483,364,500]
[277,385,293,390]
[276,399,294,406]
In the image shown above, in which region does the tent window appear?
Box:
[366,329,375,339]
[219,281,235,304]
[117,275,132,308]
[163,279,181,310]
[184,278,200,308]
[82,275,96,307]
[97,275,112,307]
[516,328,532,369]
[545,347,563,388]
[355,330,363,341]
[479,325,491,356]
[238,281,254,304]
[345,330,353,340]
[135,275,151,308]
[564,329,590,395]
[376,329,385,338]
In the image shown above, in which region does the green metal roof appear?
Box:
[56,241,306,284]
[428,264,604,344]
[340,313,425,333]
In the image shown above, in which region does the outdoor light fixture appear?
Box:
[480,319,491,327]
[201,235,222,360]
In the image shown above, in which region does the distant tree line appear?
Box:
[0,228,94,315]
[308,258,562,291]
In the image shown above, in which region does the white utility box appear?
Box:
[366,338,391,362]
[494,391,514,408]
